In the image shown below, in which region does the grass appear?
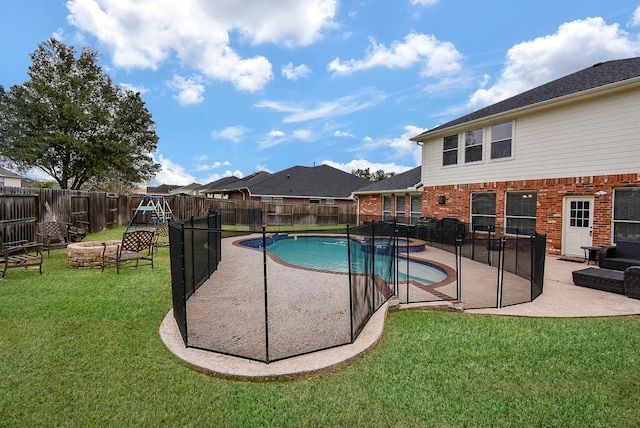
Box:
[1,226,640,426]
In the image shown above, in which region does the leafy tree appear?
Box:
[352,167,395,182]
[0,38,160,190]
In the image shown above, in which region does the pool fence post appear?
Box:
[455,227,463,301]
[394,219,399,299]
[262,226,270,363]
[347,225,354,343]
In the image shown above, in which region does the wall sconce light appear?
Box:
[595,190,607,196]
[438,195,446,205]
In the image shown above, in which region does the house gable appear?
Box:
[413,58,640,187]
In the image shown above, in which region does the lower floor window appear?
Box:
[382,195,391,221]
[613,187,640,242]
[410,195,421,225]
[505,191,537,235]
[471,192,496,230]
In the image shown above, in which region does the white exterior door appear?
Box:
[563,196,594,257]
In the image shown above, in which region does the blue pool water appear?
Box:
[260,236,447,285]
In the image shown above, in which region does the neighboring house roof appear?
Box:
[412,57,640,140]
[233,165,371,199]
[169,183,201,195]
[0,166,22,179]
[200,171,272,194]
[353,167,422,195]
[146,184,182,194]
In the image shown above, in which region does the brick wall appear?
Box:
[419,173,639,255]
[358,173,639,255]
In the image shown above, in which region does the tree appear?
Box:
[0,38,160,190]
[352,167,395,182]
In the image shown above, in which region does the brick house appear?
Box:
[352,166,422,223]
[203,165,370,205]
[410,57,640,256]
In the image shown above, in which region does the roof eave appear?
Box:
[411,76,640,142]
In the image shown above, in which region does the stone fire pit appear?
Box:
[67,240,120,268]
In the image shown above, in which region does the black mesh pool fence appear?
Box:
[169,216,547,363]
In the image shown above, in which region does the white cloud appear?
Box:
[328,32,462,77]
[255,92,385,123]
[258,130,287,149]
[322,159,413,175]
[410,0,438,5]
[632,7,640,27]
[152,154,196,185]
[66,0,337,93]
[293,129,313,141]
[468,17,640,108]
[334,130,355,138]
[355,125,426,166]
[282,62,311,80]
[167,75,205,105]
[211,126,249,143]
[196,160,232,171]
[200,169,244,184]
[119,82,147,94]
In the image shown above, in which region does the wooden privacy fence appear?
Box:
[0,187,357,243]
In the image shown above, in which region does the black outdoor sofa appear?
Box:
[599,240,640,271]
[573,266,640,299]
[572,241,640,299]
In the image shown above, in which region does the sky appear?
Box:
[2,1,640,187]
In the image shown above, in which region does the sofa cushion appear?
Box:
[615,241,640,260]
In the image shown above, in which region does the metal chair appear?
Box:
[36,222,70,257]
[0,235,43,279]
[154,222,170,251]
[101,229,155,274]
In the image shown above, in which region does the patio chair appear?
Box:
[154,222,170,251]
[102,229,155,274]
[36,221,70,257]
[0,235,43,279]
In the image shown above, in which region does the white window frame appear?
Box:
[410,195,421,225]
[505,191,537,235]
[382,195,392,221]
[464,128,483,163]
[443,134,459,166]
[470,192,496,231]
[612,187,640,243]
[490,121,513,160]
[395,195,406,222]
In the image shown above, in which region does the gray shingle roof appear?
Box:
[247,165,371,198]
[412,57,640,140]
[0,166,22,179]
[353,166,421,193]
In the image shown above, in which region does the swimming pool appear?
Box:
[242,235,447,285]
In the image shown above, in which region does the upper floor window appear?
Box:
[490,122,513,159]
[465,129,483,163]
[443,134,458,166]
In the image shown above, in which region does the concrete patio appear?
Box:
[159,237,640,380]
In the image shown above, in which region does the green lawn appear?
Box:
[1,227,639,426]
